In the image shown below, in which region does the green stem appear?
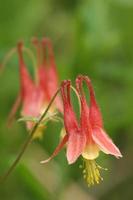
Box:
[23,47,38,83]
[0,48,17,73]
[70,85,81,114]
[0,88,60,184]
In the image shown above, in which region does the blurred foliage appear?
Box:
[0,0,133,199]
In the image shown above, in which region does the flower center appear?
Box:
[82,143,99,160]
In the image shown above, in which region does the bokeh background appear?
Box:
[0,0,133,199]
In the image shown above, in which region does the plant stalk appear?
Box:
[0,88,60,184]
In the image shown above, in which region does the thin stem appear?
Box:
[70,85,81,114]
[23,47,38,84]
[0,88,60,184]
[23,47,36,70]
[0,48,17,73]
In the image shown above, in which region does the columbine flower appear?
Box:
[41,76,122,186]
[17,41,44,138]
[8,38,62,138]
[76,75,122,186]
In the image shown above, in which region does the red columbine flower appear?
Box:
[76,75,122,185]
[17,42,44,137]
[41,76,122,186]
[8,38,62,138]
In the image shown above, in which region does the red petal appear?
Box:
[38,38,62,112]
[61,81,85,164]
[22,87,44,118]
[61,81,79,134]
[92,127,122,158]
[76,76,92,140]
[40,134,68,164]
[76,75,103,128]
[84,76,103,128]
[67,130,86,164]
[17,42,34,99]
[42,38,55,67]
[47,68,58,97]
[38,67,49,100]
[41,38,58,99]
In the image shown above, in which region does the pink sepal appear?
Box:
[40,134,68,164]
[92,127,122,158]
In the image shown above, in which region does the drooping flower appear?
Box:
[76,75,122,185]
[17,42,45,138]
[41,76,122,186]
[8,38,62,138]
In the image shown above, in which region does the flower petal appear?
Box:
[92,127,122,158]
[42,38,59,99]
[61,80,86,164]
[40,134,68,164]
[61,80,79,134]
[22,88,44,117]
[17,42,34,98]
[67,130,86,164]
[84,76,103,128]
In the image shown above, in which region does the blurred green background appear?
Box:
[0,0,133,199]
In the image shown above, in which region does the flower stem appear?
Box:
[0,48,17,73]
[0,88,60,184]
[23,47,38,84]
[70,85,81,114]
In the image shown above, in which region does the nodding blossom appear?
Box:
[41,75,122,186]
[8,38,62,138]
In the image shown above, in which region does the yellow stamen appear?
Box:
[81,159,107,186]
